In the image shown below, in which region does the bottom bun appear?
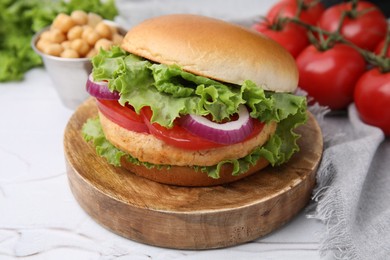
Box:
[120,156,270,187]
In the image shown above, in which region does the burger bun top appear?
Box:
[121,14,298,93]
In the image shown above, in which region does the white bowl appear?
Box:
[31,22,126,109]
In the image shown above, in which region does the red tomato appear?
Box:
[96,99,149,133]
[266,0,325,25]
[318,1,387,51]
[375,40,390,58]
[140,107,265,150]
[354,68,390,136]
[253,21,309,58]
[296,44,366,110]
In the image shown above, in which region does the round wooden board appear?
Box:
[64,98,323,250]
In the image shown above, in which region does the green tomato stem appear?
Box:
[286,15,389,72]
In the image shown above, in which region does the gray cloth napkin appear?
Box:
[309,104,389,260]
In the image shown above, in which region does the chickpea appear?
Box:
[71,38,90,57]
[86,48,98,58]
[36,39,51,52]
[71,10,88,25]
[112,33,124,45]
[109,25,118,35]
[67,25,83,41]
[40,30,52,41]
[95,21,112,39]
[60,49,80,58]
[43,43,64,56]
[61,40,72,49]
[85,31,101,46]
[52,13,75,33]
[81,25,94,42]
[88,12,103,28]
[95,38,113,51]
[49,28,66,44]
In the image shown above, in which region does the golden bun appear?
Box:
[121,14,298,93]
[120,155,270,187]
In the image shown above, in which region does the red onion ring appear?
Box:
[86,73,120,100]
[180,105,254,145]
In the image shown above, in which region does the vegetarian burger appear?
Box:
[82,14,307,186]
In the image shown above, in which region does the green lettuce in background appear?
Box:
[0,0,117,82]
[83,47,307,179]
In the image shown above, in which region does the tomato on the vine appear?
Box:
[266,0,325,26]
[354,68,390,136]
[296,44,366,110]
[318,1,387,51]
[253,20,309,58]
[375,40,390,58]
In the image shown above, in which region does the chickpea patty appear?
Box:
[99,112,278,167]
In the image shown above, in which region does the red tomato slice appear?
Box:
[140,107,265,150]
[96,100,266,150]
[96,99,149,133]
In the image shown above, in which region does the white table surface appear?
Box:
[0,68,331,260]
[0,1,335,258]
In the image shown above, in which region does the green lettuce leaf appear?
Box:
[82,117,125,166]
[92,47,269,128]
[86,46,307,179]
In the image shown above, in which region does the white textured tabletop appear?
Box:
[0,1,333,259]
